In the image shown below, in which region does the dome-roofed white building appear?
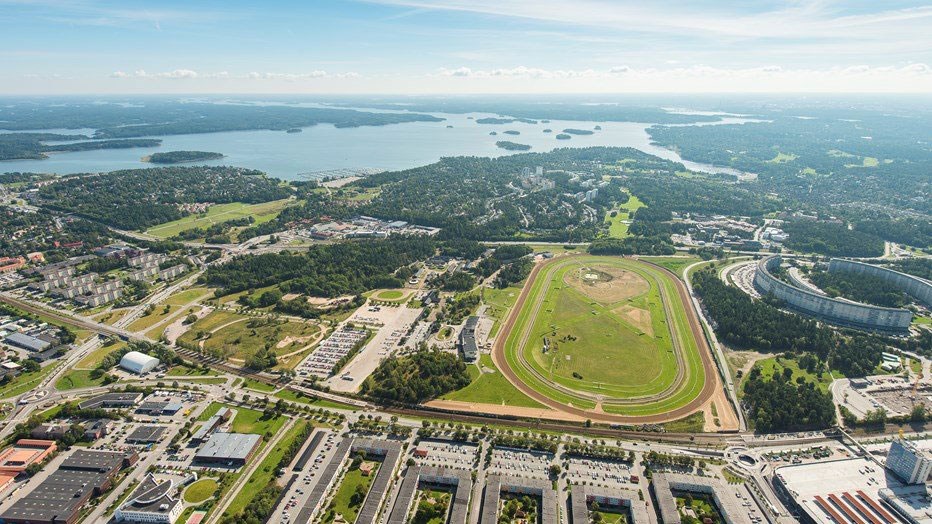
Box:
[119,351,160,374]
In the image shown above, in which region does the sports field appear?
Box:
[496,255,714,419]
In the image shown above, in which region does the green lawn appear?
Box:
[165,365,219,377]
[643,256,701,279]
[144,199,292,239]
[55,369,108,390]
[442,355,544,408]
[200,317,319,361]
[76,341,126,369]
[242,377,276,392]
[768,152,798,163]
[222,420,311,518]
[0,363,60,399]
[183,478,218,504]
[752,356,837,393]
[373,289,404,301]
[322,461,379,524]
[483,285,523,338]
[163,287,211,306]
[604,194,646,239]
[198,402,286,435]
[177,310,246,346]
[127,305,178,332]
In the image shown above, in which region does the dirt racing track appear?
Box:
[490,254,725,425]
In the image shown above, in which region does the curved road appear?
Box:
[490,254,721,424]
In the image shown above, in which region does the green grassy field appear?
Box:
[502,256,707,415]
[483,285,523,338]
[322,461,379,523]
[751,356,837,394]
[127,305,178,332]
[55,369,108,390]
[604,194,646,239]
[144,199,292,239]
[183,478,218,504]
[643,256,701,279]
[198,402,286,435]
[373,289,404,301]
[163,287,211,306]
[442,355,544,408]
[0,363,59,398]
[200,317,319,361]
[76,341,125,369]
[165,365,219,377]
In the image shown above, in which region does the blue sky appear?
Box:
[2,0,930,93]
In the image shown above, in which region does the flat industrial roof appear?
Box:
[126,425,166,444]
[774,457,922,524]
[195,432,262,461]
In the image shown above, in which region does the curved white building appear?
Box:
[119,351,160,374]
[753,255,913,333]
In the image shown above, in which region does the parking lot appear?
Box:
[488,448,554,481]
[325,303,423,393]
[296,327,369,379]
[271,429,340,524]
[565,457,634,489]
[411,440,479,471]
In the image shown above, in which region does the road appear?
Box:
[682,259,747,431]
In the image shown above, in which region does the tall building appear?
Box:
[887,438,932,485]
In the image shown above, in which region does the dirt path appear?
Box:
[489,254,723,425]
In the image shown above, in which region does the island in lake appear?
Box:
[543,129,553,133]
[495,141,532,151]
[476,117,538,125]
[489,131,498,136]
[144,150,225,164]
[555,133,572,140]
[562,128,595,135]
[594,125,602,130]
[286,128,302,133]
[503,130,520,135]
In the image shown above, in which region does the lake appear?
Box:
[1,111,758,180]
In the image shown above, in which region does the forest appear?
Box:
[34,166,292,230]
[808,268,911,308]
[742,366,836,432]
[360,350,472,404]
[0,133,161,161]
[145,150,225,164]
[782,220,885,257]
[0,99,442,138]
[203,236,436,297]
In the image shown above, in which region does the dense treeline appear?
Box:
[854,216,931,252]
[36,166,291,230]
[809,269,910,308]
[146,150,225,164]
[0,133,161,161]
[887,258,932,280]
[361,350,471,404]
[204,237,435,297]
[783,221,885,257]
[0,100,441,138]
[742,366,836,432]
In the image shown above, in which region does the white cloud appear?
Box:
[111,69,360,82]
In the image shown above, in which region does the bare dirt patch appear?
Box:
[563,264,649,304]
[613,304,654,336]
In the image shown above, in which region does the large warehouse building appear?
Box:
[119,351,160,374]
[753,255,913,332]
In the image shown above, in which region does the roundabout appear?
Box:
[491,254,725,424]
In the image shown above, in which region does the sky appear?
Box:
[2,0,931,94]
